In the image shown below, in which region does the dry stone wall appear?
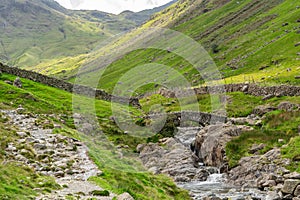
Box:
[0,63,140,107]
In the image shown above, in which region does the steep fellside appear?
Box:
[0,0,175,71]
[65,0,300,95]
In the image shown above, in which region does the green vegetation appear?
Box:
[0,73,190,199]
[282,136,300,172]
[66,0,300,94]
[90,170,189,200]
[226,110,300,167]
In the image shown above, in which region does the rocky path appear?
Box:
[2,109,116,200]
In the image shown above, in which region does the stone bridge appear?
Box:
[146,111,227,127]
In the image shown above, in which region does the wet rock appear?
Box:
[282,179,300,194]
[138,137,210,182]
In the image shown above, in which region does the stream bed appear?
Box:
[178,173,267,199]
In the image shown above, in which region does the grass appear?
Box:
[0,72,191,199]
[226,110,300,168]
[282,136,300,172]
[62,0,300,95]
[140,92,300,117]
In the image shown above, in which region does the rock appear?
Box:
[33,143,47,150]
[293,197,300,200]
[13,77,22,88]
[294,185,300,197]
[17,105,25,114]
[54,171,64,178]
[117,192,134,200]
[295,76,300,79]
[253,105,276,116]
[249,143,266,154]
[278,139,285,143]
[17,131,27,138]
[283,194,294,199]
[284,172,300,179]
[266,191,281,200]
[295,42,300,47]
[53,124,62,129]
[139,137,210,182]
[278,101,299,111]
[263,180,277,187]
[262,94,275,101]
[242,85,249,92]
[80,123,94,134]
[297,19,300,23]
[282,179,300,194]
[4,80,12,85]
[282,22,289,26]
[195,123,252,167]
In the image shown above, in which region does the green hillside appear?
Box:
[0,0,173,71]
[61,0,300,94]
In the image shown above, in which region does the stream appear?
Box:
[175,127,267,200]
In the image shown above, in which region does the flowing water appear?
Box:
[175,127,267,199]
[178,173,267,199]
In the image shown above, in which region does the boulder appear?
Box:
[249,143,266,154]
[194,123,252,167]
[284,172,300,179]
[13,77,22,88]
[253,105,276,116]
[294,185,300,197]
[282,179,300,194]
[278,101,299,111]
[138,137,211,182]
[117,192,134,200]
[266,191,281,200]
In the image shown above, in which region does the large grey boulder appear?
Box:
[194,123,252,167]
[282,179,300,194]
[138,137,211,182]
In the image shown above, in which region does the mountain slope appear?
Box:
[64,0,300,94]
[0,0,176,70]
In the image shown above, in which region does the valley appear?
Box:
[0,0,300,200]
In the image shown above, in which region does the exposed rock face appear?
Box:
[138,137,217,182]
[194,123,253,168]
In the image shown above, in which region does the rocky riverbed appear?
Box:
[137,115,300,200]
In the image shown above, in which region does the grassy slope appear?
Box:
[64,0,300,95]
[0,73,190,199]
